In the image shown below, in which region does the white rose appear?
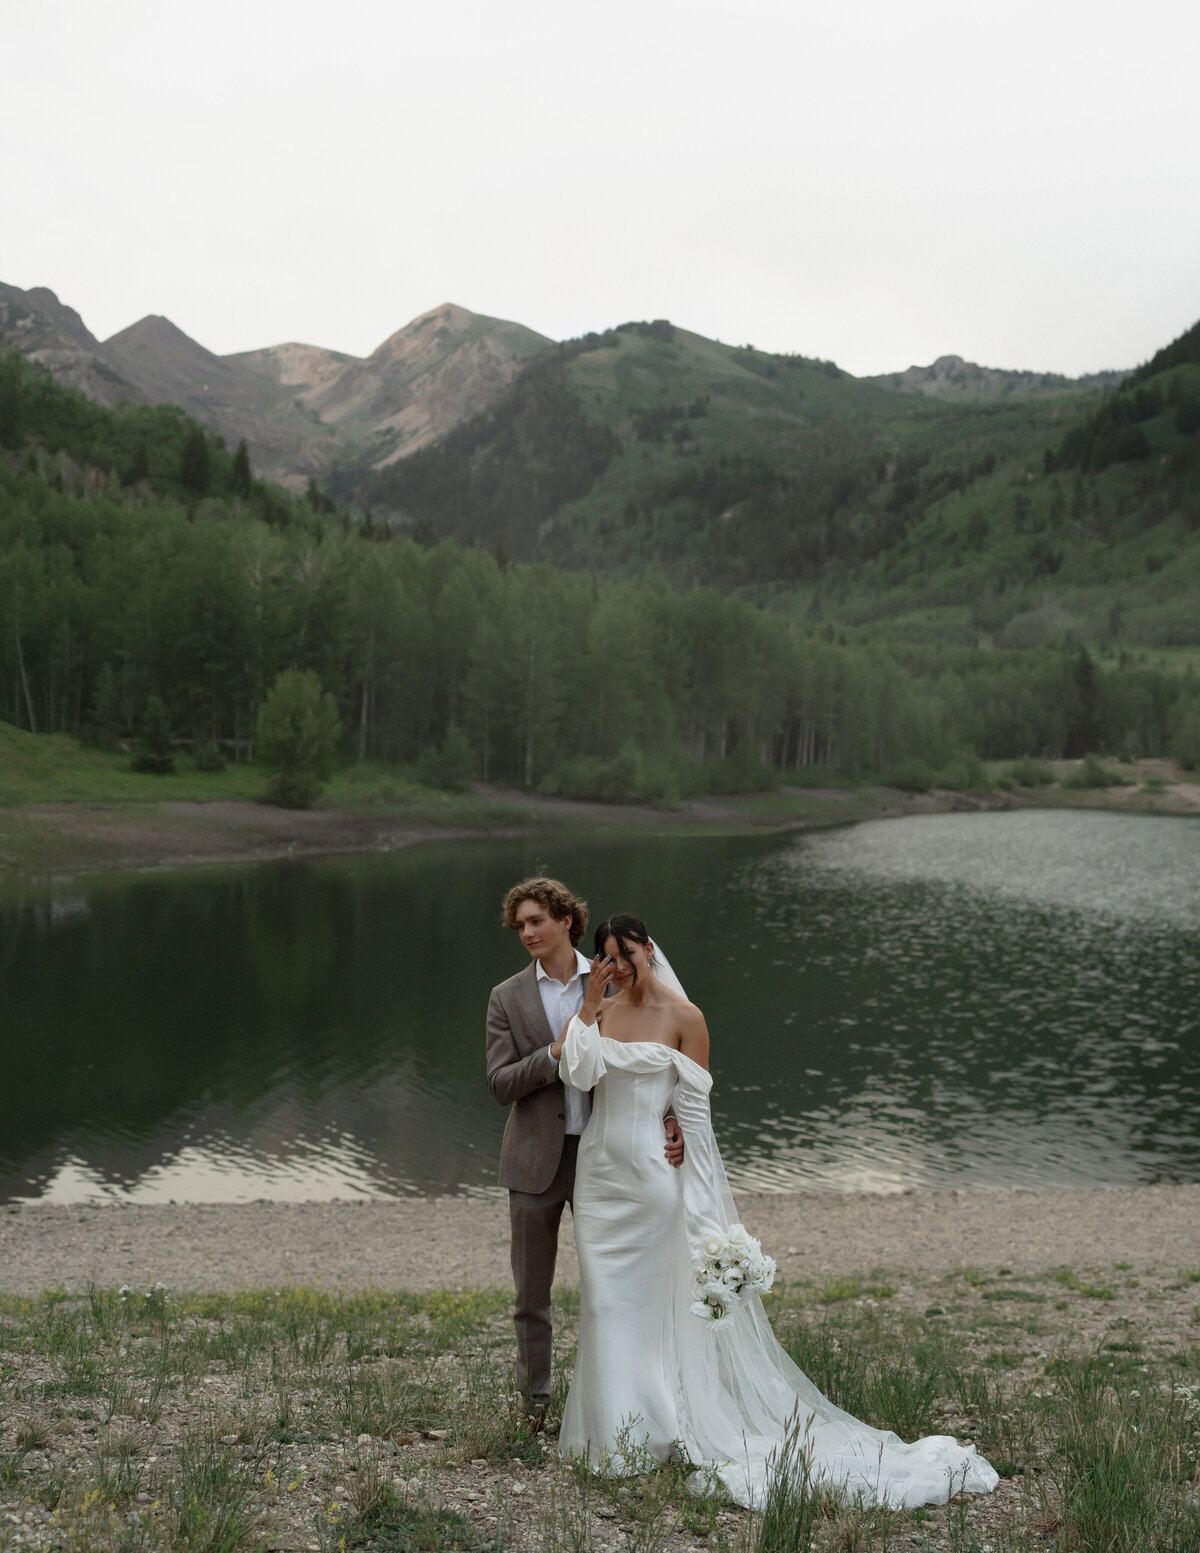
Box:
[699,1231,726,1260]
[701,1280,730,1306]
[726,1224,753,1252]
[754,1257,778,1293]
[721,1265,744,1290]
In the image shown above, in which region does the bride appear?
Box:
[548,913,998,1511]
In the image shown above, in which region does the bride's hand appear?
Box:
[580,953,613,1023]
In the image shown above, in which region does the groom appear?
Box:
[486,875,683,1421]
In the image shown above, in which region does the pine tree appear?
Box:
[1066,648,1102,757]
[230,439,252,497]
[0,353,24,449]
[124,442,150,487]
[131,694,176,774]
[86,663,123,748]
[180,428,211,494]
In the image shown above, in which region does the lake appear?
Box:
[3,810,1198,1203]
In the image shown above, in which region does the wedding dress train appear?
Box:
[557,1017,998,1510]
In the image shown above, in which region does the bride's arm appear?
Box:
[670,1075,739,1242]
[556,1012,608,1090]
[549,954,612,1059]
[659,1008,706,1169]
[678,1004,710,1070]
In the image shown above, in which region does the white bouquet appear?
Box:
[689,1223,777,1323]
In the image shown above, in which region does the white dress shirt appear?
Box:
[537,949,593,1135]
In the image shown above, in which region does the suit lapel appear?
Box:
[514,961,555,1049]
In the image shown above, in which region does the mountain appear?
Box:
[7,278,1187,649]
[226,340,358,400]
[867,353,1128,401]
[0,287,328,479]
[357,319,1033,565]
[233,303,551,469]
[359,313,1200,659]
[0,282,140,406]
[103,314,344,485]
[0,287,552,489]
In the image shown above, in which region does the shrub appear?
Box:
[256,670,341,808]
[1062,753,1130,789]
[699,742,779,795]
[192,742,226,773]
[887,758,937,793]
[936,747,990,792]
[543,743,681,806]
[416,727,474,793]
[1003,755,1057,788]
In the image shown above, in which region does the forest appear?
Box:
[1,346,1198,801]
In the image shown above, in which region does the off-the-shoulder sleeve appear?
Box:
[669,1063,741,1252]
[559,1015,607,1091]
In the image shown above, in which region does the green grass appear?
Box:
[1054,1269,1118,1300]
[0,724,267,806]
[0,725,830,827]
[5,1271,1198,1552]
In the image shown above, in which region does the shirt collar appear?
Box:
[535,949,591,985]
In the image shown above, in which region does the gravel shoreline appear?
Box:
[4,1183,1198,1296]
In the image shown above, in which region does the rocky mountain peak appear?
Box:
[230,341,361,392]
[0,281,138,405]
[869,354,1128,402]
[106,314,217,357]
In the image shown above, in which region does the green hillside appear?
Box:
[356,317,1200,659]
[820,318,1200,656]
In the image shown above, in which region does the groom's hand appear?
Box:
[664,1117,684,1169]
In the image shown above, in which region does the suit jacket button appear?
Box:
[556,1112,565,1120]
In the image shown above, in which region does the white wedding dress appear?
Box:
[557,1005,998,1510]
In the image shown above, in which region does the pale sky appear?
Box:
[5,0,1198,377]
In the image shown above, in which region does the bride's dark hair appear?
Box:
[594,913,654,987]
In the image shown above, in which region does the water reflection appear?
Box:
[722,811,1200,1191]
[2,813,1197,1201]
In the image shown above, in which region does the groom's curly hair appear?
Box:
[501,877,589,947]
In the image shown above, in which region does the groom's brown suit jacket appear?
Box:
[485,961,575,1195]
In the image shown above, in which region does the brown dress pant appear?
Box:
[508,1134,578,1406]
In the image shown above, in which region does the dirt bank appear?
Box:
[0,763,1194,883]
[3,1183,1197,1297]
[0,785,1005,879]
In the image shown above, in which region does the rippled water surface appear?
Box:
[3,810,1198,1201]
